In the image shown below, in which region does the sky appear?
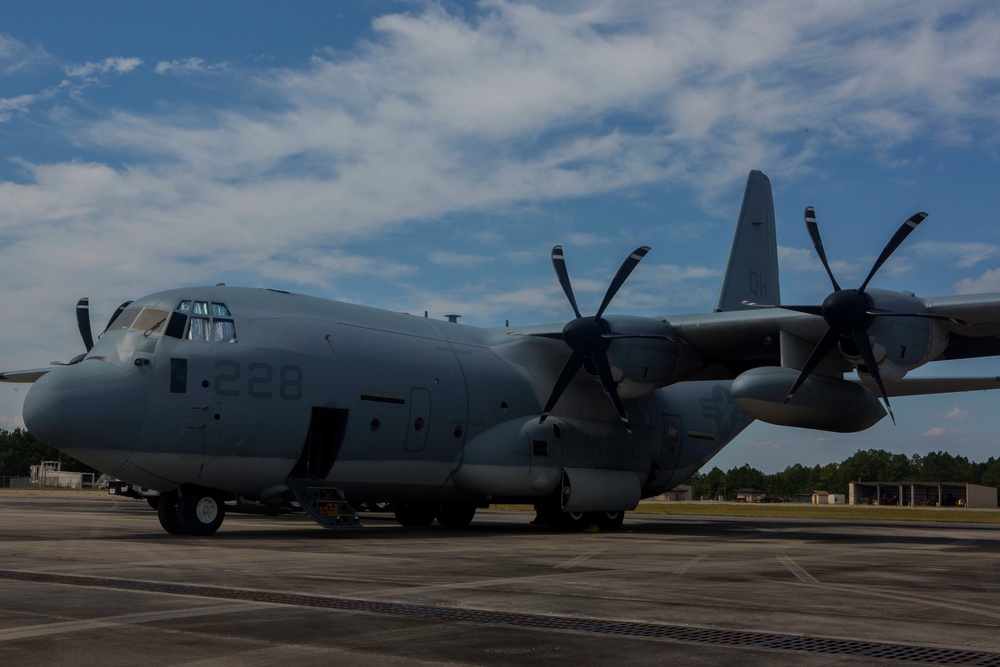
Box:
[2,0,1000,473]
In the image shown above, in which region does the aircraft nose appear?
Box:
[24,361,146,474]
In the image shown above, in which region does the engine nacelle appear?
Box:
[861,288,949,376]
[732,367,886,432]
[604,315,705,398]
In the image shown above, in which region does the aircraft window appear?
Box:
[177,300,192,313]
[211,303,231,317]
[188,317,211,341]
[165,313,188,339]
[109,307,141,331]
[193,301,209,315]
[213,319,237,343]
[133,308,170,335]
[187,316,237,343]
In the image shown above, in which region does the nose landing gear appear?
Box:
[156,486,227,536]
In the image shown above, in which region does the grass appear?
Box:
[491,502,1000,524]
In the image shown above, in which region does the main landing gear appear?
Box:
[157,486,227,536]
[535,505,626,532]
[393,502,478,528]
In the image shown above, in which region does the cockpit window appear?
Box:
[134,308,169,335]
[107,307,168,334]
[109,307,141,331]
[177,300,192,313]
[213,319,236,342]
[188,317,210,341]
[179,301,236,343]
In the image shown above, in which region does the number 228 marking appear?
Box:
[214,361,303,400]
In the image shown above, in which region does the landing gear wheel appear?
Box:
[176,487,225,536]
[146,496,160,510]
[551,510,594,532]
[436,503,476,528]
[393,503,437,527]
[156,491,187,535]
[594,510,625,532]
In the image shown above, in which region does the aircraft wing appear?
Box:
[670,293,1000,372]
[922,294,1000,360]
[926,293,1000,336]
[669,308,827,374]
[0,368,52,383]
[865,376,1000,396]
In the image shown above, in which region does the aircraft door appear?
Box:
[652,414,683,486]
[290,408,349,479]
[404,388,431,452]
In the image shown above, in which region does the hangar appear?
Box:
[848,482,998,508]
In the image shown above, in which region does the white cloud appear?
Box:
[923,427,946,438]
[428,250,491,268]
[909,241,996,268]
[946,407,968,420]
[1,1,1000,367]
[954,268,1000,294]
[65,57,142,78]
[154,58,227,75]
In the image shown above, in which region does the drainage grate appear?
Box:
[1,569,997,665]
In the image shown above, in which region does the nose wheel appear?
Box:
[156,486,227,536]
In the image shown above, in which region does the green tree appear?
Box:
[917,451,974,482]
[0,429,95,477]
[726,464,766,493]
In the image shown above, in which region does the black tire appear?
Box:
[146,496,160,510]
[436,502,476,528]
[176,487,225,536]
[550,510,594,532]
[393,502,437,527]
[594,510,625,532]
[156,491,187,535]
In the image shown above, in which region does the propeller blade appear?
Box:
[601,332,685,344]
[852,329,895,424]
[539,350,585,424]
[784,326,840,404]
[506,331,565,340]
[804,207,841,292]
[551,246,582,319]
[595,246,650,319]
[75,298,95,352]
[101,300,133,335]
[741,301,826,318]
[866,309,972,327]
[591,350,630,431]
[858,212,927,293]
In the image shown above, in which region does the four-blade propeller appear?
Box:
[532,245,651,432]
[778,206,947,423]
[58,298,132,365]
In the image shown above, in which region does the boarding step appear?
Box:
[287,477,361,529]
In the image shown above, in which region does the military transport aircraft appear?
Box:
[4,170,1000,536]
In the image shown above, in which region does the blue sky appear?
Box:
[2,1,1000,473]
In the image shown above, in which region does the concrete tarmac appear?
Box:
[2,493,1000,666]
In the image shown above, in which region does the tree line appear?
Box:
[0,428,95,478]
[691,449,1000,500]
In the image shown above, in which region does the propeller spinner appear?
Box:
[535,245,650,432]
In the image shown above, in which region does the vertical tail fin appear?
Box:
[714,170,780,312]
